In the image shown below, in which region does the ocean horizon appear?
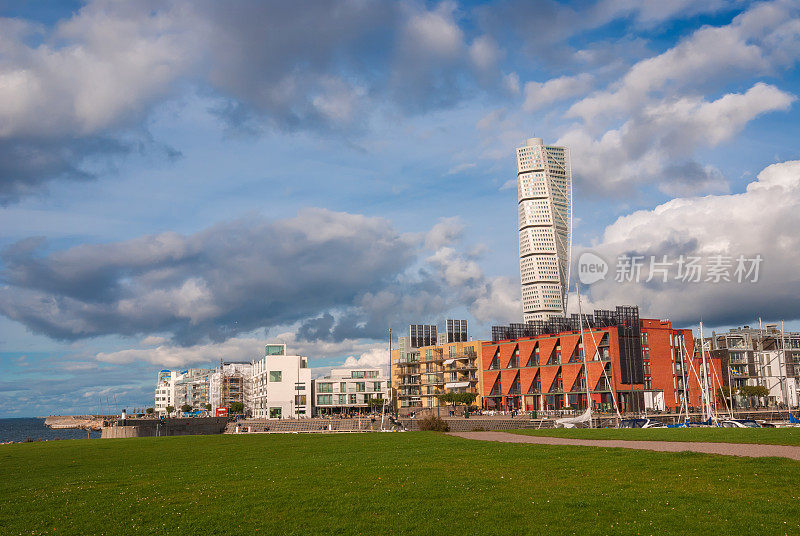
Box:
[0,418,101,443]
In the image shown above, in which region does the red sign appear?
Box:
[215,407,228,417]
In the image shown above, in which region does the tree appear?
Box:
[230,402,245,414]
[455,392,477,406]
[368,398,386,410]
[437,393,455,406]
[739,385,771,407]
[438,392,476,407]
[166,405,175,415]
[180,404,192,414]
[146,407,154,415]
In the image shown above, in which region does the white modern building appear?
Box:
[252,344,312,419]
[154,370,175,414]
[755,350,799,407]
[313,368,390,416]
[516,137,572,322]
[154,368,213,414]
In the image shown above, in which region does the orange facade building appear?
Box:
[482,318,722,414]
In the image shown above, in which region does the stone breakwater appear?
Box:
[44,415,106,431]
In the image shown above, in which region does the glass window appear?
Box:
[373,382,381,391]
[318,383,332,393]
[449,346,456,357]
[269,371,282,382]
[266,345,284,356]
[340,382,347,392]
[316,394,332,405]
[355,382,365,392]
[349,394,356,404]
[294,395,306,406]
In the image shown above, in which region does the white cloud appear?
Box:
[559,83,796,194]
[499,179,517,191]
[568,2,800,124]
[96,331,389,371]
[446,162,477,175]
[584,159,800,325]
[96,337,264,367]
[523,73,593,111]
[343,348,390,370]
[0,4,195,138]
[424,217,464,250]
[470,276,521,325]
[469,35,502,71]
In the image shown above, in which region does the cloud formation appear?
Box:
[583,159,800,326]
[0,0,516,203]
[0,210,521,346]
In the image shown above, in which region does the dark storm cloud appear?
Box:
[0,209,419,344]
[0,136,130,206]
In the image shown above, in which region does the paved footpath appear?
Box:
[447,431,800,460]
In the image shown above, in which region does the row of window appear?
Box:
[316,394,384,405]
[317,381,383,393]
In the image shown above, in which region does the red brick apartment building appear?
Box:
[482,313,722,413]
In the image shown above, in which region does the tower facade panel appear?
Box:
[516,138,572,322]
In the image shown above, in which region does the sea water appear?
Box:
[0,418,100,443]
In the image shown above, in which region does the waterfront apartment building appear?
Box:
[209,362,253,415]
[154,368,213,414]
[251,344,312,419]
[392,339,484,414]
[313,368,390,416]
[704,325,800,407]
[484,307,721,413]
[516,138,572,322]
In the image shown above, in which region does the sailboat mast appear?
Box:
[576,287,593,428]
[678,335,689,423]
[699,321,714,422]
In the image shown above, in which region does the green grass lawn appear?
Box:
[506,427,800,446]
[2,432,799,535]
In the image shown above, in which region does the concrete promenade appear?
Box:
[448,431,800,461]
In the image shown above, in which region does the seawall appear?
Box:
[101,417,229,438]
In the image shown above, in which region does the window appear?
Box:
[269,371,282,382]
[426,349,432,360]
[317,394,332,405]
[318,383,333,393]
[449,346,456,358]
[266,345,284,356]
[270,407,282,418]
[373,382,381,392]
[340,382,347,392]
[294,395,306,406]
[337,394,346,404]
[355,382,365,392]
[349,394,356,404]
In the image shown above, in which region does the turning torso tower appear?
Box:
[516,138,572,322]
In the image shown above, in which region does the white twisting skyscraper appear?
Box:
[516,138,572,322]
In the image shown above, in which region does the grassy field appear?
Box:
[2,432,799,535]
[507,427,800,445]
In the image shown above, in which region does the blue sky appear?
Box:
[1,0,800,417]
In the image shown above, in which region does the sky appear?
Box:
[1,0,800,417]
